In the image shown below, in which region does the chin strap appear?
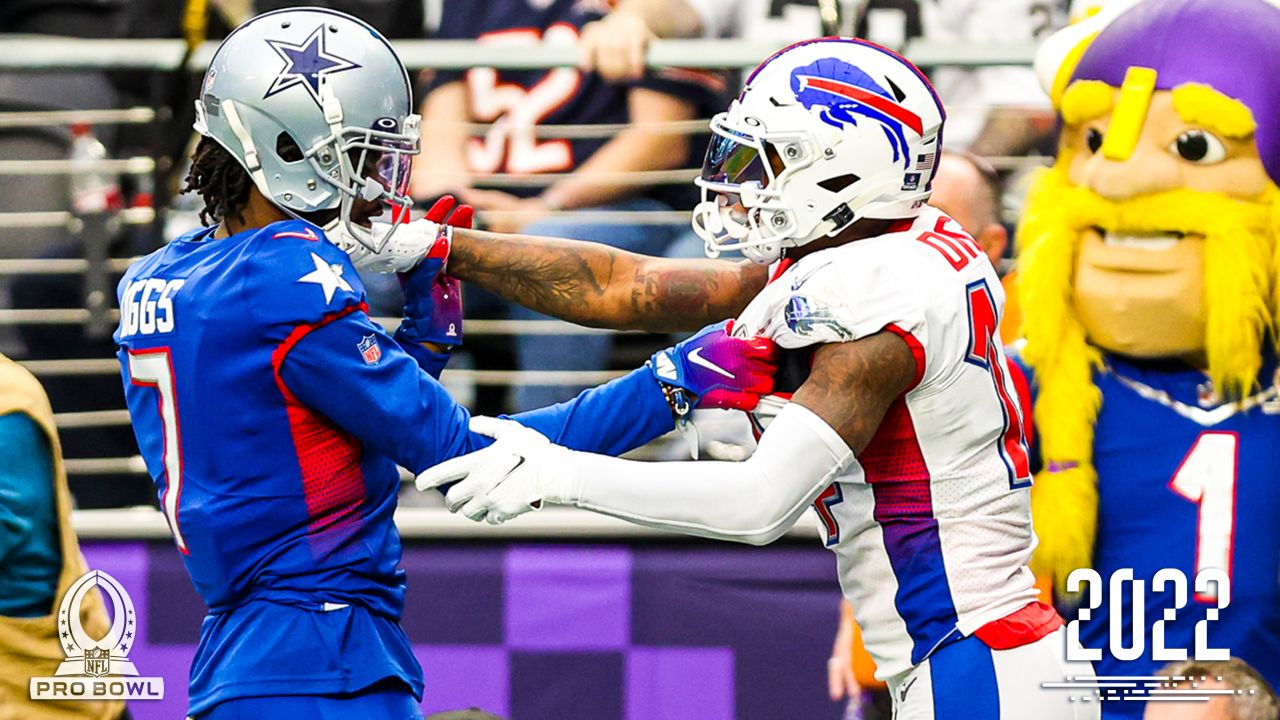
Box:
[220,99,271,195]
[319,78,345,138]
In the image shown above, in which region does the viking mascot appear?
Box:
[1019,0,1280,711]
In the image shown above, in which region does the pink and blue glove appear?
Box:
[649,320,779,415]
[394,196,470,378]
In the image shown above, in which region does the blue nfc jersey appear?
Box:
[115,220,673,713]
[1018,353,1280,718]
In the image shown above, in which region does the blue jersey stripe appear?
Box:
[863,397,961,665]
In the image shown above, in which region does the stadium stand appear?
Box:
[0,25,1054,720]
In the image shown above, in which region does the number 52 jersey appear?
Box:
[730,206,1044,681]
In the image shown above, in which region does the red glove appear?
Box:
[650,320,780,413]
[397,195,472,347]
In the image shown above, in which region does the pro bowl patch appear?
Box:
[785,295,853,340]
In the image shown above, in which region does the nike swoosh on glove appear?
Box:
[649,320,779,413]
[397,196,471,347]
[415,416,575,524]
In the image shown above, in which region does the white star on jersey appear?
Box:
[297,253,352,303]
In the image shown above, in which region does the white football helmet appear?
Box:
[692,38,946,264]
[193,7,419,251]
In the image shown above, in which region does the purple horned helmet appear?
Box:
[1065,0,1280,183]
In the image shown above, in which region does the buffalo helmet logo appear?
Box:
[790,58,923,168]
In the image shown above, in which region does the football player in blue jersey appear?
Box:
[113,8,779,719]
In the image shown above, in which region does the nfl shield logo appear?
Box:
[84,648,110,677]
[358,334,382,365]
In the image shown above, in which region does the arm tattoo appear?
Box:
[449,233,618,321]
[792,332,917,453]
[448,229,765,331]
[628,265,764,331]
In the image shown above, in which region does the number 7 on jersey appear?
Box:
[127,347,189,554]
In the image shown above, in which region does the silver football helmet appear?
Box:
[193,7,419,250]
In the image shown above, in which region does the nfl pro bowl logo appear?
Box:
[29,570,164,701]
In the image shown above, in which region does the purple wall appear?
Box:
[81,540,847,720]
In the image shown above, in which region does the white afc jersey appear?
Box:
[732,206,1040,679]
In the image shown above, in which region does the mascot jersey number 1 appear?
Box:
[1018,0,1280,713]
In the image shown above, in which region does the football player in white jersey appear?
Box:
[380,37,1095,720]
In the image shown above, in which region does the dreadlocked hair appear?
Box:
[182,136,253,227]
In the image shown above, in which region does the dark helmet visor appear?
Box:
[701,130,770,188]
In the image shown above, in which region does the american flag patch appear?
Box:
[358,334,382,365]
[916,152,937,172]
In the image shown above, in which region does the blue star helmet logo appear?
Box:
[265,25,361,105]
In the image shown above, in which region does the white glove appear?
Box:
[325,218,441,274]
[416,416,575,524]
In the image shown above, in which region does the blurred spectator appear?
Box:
[0,353,124,719]
[851,0,1062,154]
[578,0,1062,154]
[1145,659,1278,720]
[414,0,726,411]
[930,151,1007,269]
[578,0,837,82]
[927,150,1023,342]
[578,0,699,82]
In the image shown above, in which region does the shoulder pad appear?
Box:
[116,246,167,299]
[776,251,926,349]
[241,221,366,326]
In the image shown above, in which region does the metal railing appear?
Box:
[72,505,824,541]
[0,37,1040,72]
[0,36,1046,490]
[0,107,157,129]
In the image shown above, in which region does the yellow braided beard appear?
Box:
[1015,163,1280,592]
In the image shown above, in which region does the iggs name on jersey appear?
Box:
[119,278,185,338]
